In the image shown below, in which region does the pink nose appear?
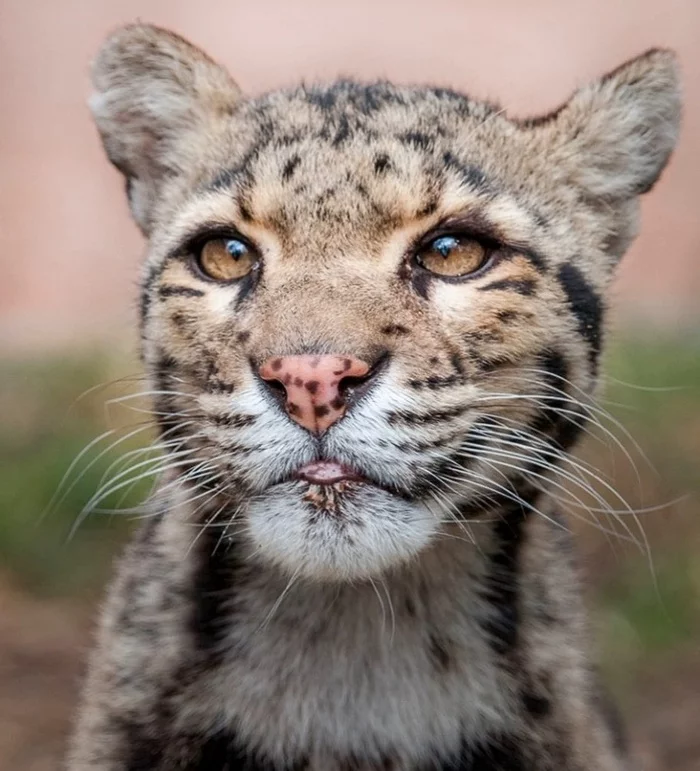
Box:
[259,354,371,434]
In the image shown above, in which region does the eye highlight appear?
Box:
[416,235,489,278]
[197,238,258,282]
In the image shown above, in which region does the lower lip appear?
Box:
[295,461,365,486]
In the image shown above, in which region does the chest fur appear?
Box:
[158,536,520,766]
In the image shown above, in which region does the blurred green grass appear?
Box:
[0,336,698,681]
[0,353,150,595]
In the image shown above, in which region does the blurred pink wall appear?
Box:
[1,0,699,351]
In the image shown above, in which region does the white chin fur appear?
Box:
[244,481,436,581]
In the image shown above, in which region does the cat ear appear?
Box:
[90,24,241,232]
[529,49,681,200]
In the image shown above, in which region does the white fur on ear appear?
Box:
[90,24,241,232]
[532,49,681,201]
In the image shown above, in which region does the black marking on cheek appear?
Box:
[209,413,256,429]
[530,349,585,451]
[472,353,512,374]
[170,311,189,330]
[237,330,251,344]
[407,373,464,390]
[450,351,465,375]
[496,310,518,325]
[478,278,536,296]
[158,285,206,299]
[206,379,235,395]
[557,263,604,369]
[282,154,301,180]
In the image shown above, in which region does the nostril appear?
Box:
[338,373,369,399]
[266,377,287,399]
[338,352,388,403]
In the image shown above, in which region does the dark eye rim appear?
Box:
[411,230,501,283]
[187,229,262,284]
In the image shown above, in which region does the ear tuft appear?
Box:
[539,49,681,200]
[90,24,241,232]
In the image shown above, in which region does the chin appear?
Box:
[243,480,437,582]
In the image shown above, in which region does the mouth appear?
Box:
[294,460,366,486]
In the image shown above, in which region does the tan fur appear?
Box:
[68,23,680,770]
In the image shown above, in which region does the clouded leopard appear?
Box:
[67,23,681,771]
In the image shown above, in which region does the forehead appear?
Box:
[198,82,504,233]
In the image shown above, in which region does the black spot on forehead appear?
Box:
[399,130,434,150]
[442,151,491,192]
[374,153,392,174]
[282,154,301,181]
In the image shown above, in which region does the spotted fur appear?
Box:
[68,23,681,771]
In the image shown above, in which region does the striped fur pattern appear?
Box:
[68,23,681,770]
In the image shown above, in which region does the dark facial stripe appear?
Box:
[479,502,530,655]
[431,734,526,770]
[557,263,603,369]
[530,349,585,451]
[189,523,243,667]
[478,278,536,296]
[158,285,206,299]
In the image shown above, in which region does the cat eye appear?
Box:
[197,238,258,282]
[415,235,489,278]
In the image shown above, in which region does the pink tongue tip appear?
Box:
[296,460,363,485]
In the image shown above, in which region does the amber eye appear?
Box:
[416,235,488,278]
[197,238,258,281]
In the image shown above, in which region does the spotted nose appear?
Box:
[259,354,371,434]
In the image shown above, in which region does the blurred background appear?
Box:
[1,1,698,768]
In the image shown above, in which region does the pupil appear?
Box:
[433,236,458,257]
[226,239,247,259]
